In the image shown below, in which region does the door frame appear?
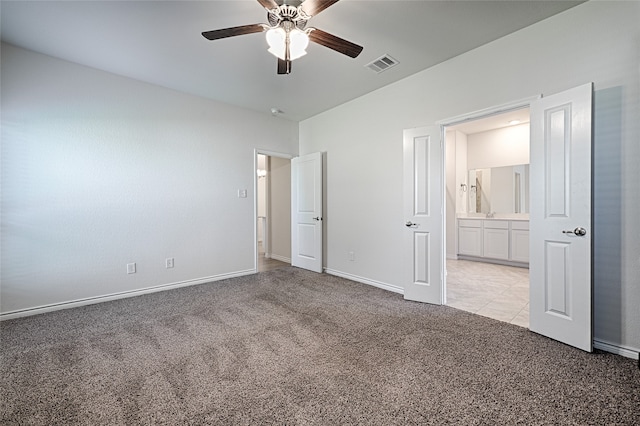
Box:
[253,149,293,272]
[437,96,540,305]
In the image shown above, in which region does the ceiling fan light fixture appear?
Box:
[266,27,287,59]
[289,29,309,60]
[266,27,309,61]
[203,0,363,75]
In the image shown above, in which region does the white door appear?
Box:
[291,152,323,273]
[403,126,443,304]
[530,83,593,352]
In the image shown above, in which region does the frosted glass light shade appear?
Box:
[288,29,309,60]
[266,27,286,59]
[266,27,309,61]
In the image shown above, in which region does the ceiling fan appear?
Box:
[202,0,363,75]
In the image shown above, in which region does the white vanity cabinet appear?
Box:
[483,220,510,260]
[457,218,529,266]
[458,219,482,257]
[510,221,530,263]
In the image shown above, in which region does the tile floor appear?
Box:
[446,259,530,328]
[257,247,529,327]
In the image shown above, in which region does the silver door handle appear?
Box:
[405,221,418,228]
[313,217,322,221]
[562,227,587,236]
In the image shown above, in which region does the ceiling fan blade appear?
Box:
[202,24,265,41]
[277,58,292,75]
[309,28,363,58]
[301,0,340,17]
[257,0,279,10]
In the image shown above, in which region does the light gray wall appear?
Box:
[269,157,291,262]
[445,130,457,259]
[1,43,298,315]
[467,123,530,170]
[454,131,468,214]
[299,2,640,354]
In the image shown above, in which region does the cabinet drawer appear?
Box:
[458,219,482,228]
[483,220,509,229]
[511,221,530,230]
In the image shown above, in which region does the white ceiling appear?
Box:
[0,0,583,121]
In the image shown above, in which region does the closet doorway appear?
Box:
[255,152,292,272]
[444,109,530,327]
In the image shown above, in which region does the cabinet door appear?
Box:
[483,228,509,260]
[511,230,530,263]
[458,227,482,257]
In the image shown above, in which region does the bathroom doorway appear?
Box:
[255,152,292,272]
[444,108,531,327]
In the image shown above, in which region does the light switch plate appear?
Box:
[238,189,247,198]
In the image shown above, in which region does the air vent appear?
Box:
[365,54,399,73]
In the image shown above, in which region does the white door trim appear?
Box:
[437,95,541,127]
[254,149,294,272]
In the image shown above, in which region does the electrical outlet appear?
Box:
[166,258,174,269]
[237,189,247,198]
[348,251,355,261]
[126,263,136,274]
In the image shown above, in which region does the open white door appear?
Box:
[530,83,593,352]
[291,152,323,273]
[402,126,443,304]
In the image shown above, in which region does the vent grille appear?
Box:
[365,55,399,73]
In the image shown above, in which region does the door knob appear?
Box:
[405,221,418,228]
[562,227,587,236]
[313,216,322,221]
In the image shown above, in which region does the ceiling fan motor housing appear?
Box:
[268,5,309,30]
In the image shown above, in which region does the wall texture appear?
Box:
[467,123,530,170]
[269,157,291,262]
[1,44,298,315]
[299,2,640,354]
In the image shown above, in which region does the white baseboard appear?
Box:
[270,254,291,264]
[324,269,404,295]
[593,339,640,360]
[323,270,639,361]
[6,270,637,363]
[0,269,257,321]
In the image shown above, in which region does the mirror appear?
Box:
[468,164,529,214]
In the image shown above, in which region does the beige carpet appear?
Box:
[1,267,639,424]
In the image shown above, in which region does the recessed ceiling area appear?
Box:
[0,1,583,121]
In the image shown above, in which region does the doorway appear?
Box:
[255,152,292,272]
[443,108,531,327]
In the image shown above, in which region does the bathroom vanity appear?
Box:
[457,217,529,267]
